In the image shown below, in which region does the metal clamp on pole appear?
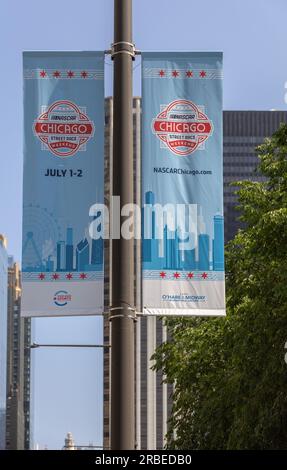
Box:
[109,305,137,322]
[28,342,110,349]
[111,41,136,60]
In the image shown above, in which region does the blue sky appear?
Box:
[0,0,286,449]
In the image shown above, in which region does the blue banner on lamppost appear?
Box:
[142,52,225,316]
[22,52,104,317]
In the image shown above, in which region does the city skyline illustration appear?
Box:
[22,191,224,273]
[22,225,103,273]
[142,190,224,272]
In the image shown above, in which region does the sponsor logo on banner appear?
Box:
[34,100,94,157]
[152,99,213,156]
[53,290,72,307]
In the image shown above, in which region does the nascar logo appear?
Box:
[34,100,94,157]
[152,99,213,156]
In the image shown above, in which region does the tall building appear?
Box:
[76,238,90,271]
[0,235,8,449]
[223,111,287,242]
[63,432,75,450]
[213,215,224,270]
[103,102,287,449]
[6,258,24,449]
[65,228,74,271]
[103,98,172,450]
[23,315,31,449]
[5,259,31,449]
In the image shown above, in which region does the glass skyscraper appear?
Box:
[223,111,287,242]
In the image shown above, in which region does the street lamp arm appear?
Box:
[29,342,110,349]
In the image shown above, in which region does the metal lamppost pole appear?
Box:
[110,0,135,450]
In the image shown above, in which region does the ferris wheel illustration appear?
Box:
[22,204,62,271]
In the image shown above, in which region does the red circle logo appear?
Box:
[152,99,213,156]
[34,100,94,157]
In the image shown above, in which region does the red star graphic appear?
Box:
[173,272,180,279]
[67,70,74,78]
[80,273,87,279]
[159,271,166,278]
[200,70,206,78]
[66,273,73,280]
[81,71,88,78]
[53,71,60,78]
[186,70,193,77]
[172,70,179,77]
[52,273,59,280]
[40,70,46,78]
[159,70,165,77]
[187,272,194,279]
[201,272,208,279]
[38,273,45,280]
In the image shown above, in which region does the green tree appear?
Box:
[154,123,287,449]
